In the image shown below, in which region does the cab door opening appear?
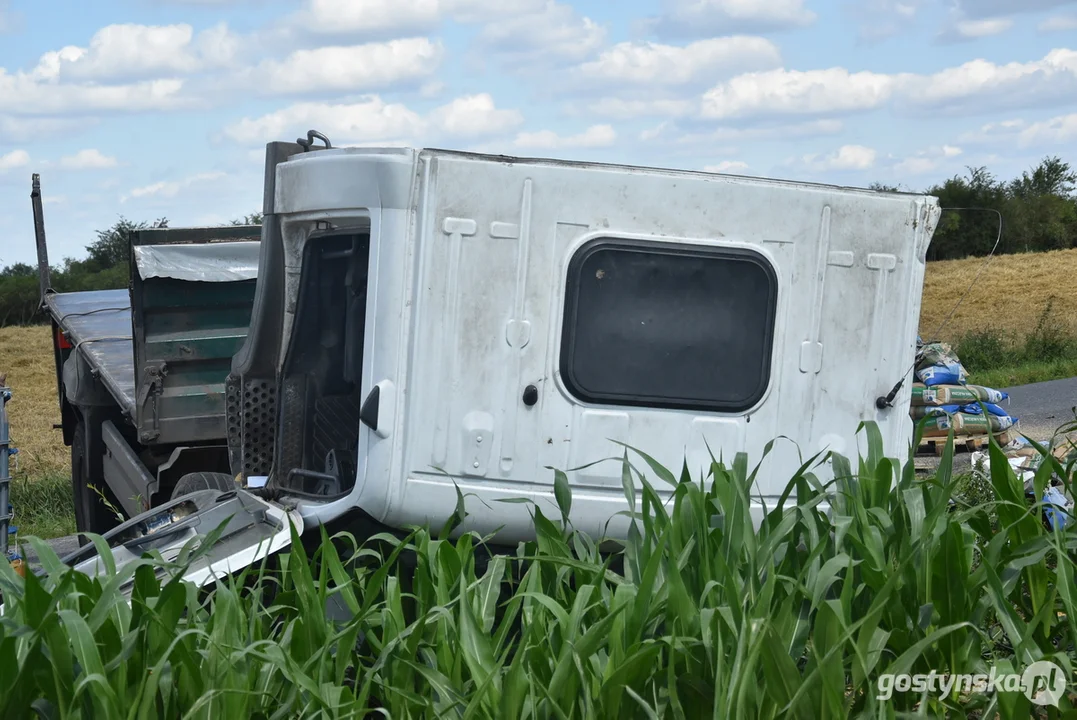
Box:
[276,230,370,497]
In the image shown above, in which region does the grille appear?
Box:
[227,375,277,477]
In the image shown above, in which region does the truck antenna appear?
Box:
[30,173,53,308]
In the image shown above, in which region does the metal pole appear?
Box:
[31,173,52,308]
[0,383,11,558]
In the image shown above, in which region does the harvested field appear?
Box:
[0,324,67,480]
[918,247,1077,342]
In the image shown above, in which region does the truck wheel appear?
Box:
[71,419,121,545]
[71,422,89,539]
[171,472,236,499]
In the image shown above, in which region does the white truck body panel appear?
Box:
[275,147,940,543]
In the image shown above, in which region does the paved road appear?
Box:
[1001,377,1077,442]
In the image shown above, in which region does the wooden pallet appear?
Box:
[918,431,1018,456]
[919,435,991,456]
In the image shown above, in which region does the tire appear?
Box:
[71,418,122,546]
[71,421,90,541]
[171,472,236,500]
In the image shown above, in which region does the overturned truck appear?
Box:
[28,132,941,585]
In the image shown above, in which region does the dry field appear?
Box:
[918,247,1077,342]
[0,324,67,480]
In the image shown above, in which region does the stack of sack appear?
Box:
[910,339,1021,446]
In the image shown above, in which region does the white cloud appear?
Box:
[799,145,877,171]
[31,22,239,82]
[961,113,1077,147]
[121,171,226,203]
[651,0,816,36]
[636,118,844,151]
[427,94,524,137]
[704,160,750,173]
[513,124,616,149]
[894,145,963,175]
[575,36,780,86]
[1017,113,1077,145]
[951,16,1013,38]
[909,49,1077,114]
[0,116,90,141]
[223,93,523,146]
[294,0,545,35]
[250,38,442,95]
[696,48,1077,122]
[1040,14,1077,31]
[474,1,606,64]
[224,97,426,146]
[958,118,1028,144]
[301,0,441,35]
[59,149,118,170]
[0,149,29,171]
[701,67,897,120]
[0,73,189,115]
[679,119,845,143]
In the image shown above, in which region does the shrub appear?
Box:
[955,328,1012,371]
[1023,298,1076,362]
[3,424,1077,718]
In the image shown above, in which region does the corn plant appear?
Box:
[2,420,1077,719]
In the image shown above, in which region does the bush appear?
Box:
[1023,298,1076,362]
[955,328,1013,371]
[3,424,1077,717]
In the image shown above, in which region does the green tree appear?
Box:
[1004,157,1077,253]
[925,166,1008,260]
[0,262,35,279]
[83,216,169,272]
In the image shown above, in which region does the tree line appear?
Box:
[0,213,262,327]
[1,155,1074,326]
[872,155,1077,262]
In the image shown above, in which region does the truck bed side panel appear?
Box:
[130,227,262,446]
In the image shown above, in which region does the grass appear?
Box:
[951,299,1077,389]
[6,473,76,540]
[4,422,1077,718]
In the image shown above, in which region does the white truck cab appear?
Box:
[58,135,940,584]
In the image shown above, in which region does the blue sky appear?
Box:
[1,0,1075,266]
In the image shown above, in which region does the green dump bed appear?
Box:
[48,226,262,447]
[129,227,262,445]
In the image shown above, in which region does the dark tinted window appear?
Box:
[560,238,777,412]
